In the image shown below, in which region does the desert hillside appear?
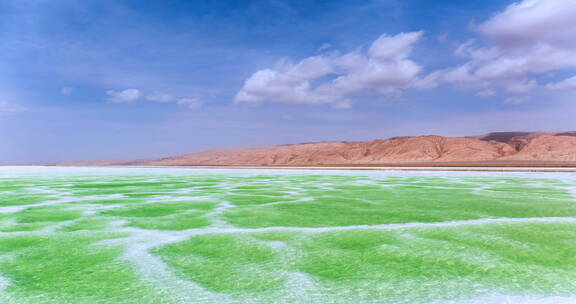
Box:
[109,131,576,166]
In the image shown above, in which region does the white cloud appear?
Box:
[547,76,576,90]
[479,0,576,48]
[503,79,537,93]
[146,92,176,103]
[437,33,449,43]
[105,89,142,103]
[105,89,205,108]
[235,31,427,107]
[504,96,530,104]
[60,87,73,95]
[318,43,332,52]
[476,89,496,97]
[368,32,421,61]
[445,0,576,93]
[0,100,26,115]
[145,91,204,108]
[175,97,204,109]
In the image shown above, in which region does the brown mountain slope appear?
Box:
[126,131,576,166]
[501,136,576,161]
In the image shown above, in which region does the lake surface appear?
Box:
[0,166,575,304]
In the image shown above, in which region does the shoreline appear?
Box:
[7,164,576,173]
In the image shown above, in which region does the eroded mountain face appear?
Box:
[126,132,576,166]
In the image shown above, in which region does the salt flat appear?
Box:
[0,166,575,304]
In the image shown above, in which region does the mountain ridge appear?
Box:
[81,131,576,166]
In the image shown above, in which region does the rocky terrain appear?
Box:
[108,131,576,166]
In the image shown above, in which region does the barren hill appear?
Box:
[115,131,576,166]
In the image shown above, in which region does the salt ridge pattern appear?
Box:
[0,167,575,304]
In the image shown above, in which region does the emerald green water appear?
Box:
[0,167,575,303]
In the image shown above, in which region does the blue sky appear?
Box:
[1,0,575,163]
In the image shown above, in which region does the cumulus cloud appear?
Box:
[547,76,576,90]
[237,0,576,107]
[445,0,576,94]
[105,89,142,103]
[479,0,576,48]
[105,89,205,108]
[235,31,427,107]
[60,87,73,95]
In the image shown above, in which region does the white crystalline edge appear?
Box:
[0,251,27,298]
[140,217,576,236]
[106,229,235,304]
[2,216,575,239]
[2,165,576,179]
[0,194,124,214]
[0,272,17,303]
[80,216,576,304]
[430,294,576,304]
[0,275,9,292]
